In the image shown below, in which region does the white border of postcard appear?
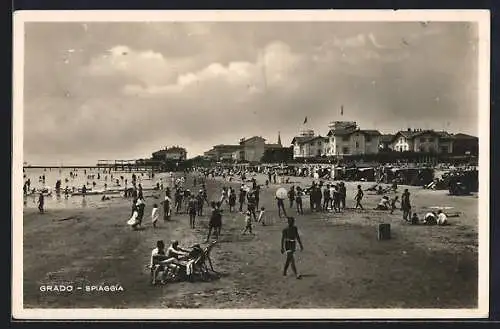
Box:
[12,9,490,320]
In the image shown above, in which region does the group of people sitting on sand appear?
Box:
[150,239,205,285]
[408,209,449,226]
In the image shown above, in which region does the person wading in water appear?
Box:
[281,217,304,279]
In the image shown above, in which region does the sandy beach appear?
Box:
[22,171,478,309]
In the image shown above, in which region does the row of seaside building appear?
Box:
[202,121,478,162]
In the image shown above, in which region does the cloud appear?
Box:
[22,22,479,165]
[122,41,303,97]
[84,45,195,86]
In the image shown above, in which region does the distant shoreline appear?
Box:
[23,166,151,169]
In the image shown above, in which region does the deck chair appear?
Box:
[167,241,217,282]
[199,240,218,273]
[184,241,218,281]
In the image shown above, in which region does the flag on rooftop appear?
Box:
[303,116,308,124]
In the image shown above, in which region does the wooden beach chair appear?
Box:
[169,241,218,282]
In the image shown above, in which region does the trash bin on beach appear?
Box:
[377,223,391,241]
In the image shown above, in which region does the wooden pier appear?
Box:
[24,159,163,171]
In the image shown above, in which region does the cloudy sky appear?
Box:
[23,21,478,165]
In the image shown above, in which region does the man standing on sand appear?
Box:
[309,184,316,212]
[276,193,287,218]
[315,185,323,212]
[238,186,247,212]
[206,201,222,242]
[339,182,347,210]
[288,186,295,209]
[38,193,45,213]
[174,188,183,214]
[281,217,303,279]
[401,189,411,221]
[196,190,205,216]
[188,194,198,229]
[247,192,257,221]
[323,185,331,212]
[355,185,364,210]
[162,191,171,221]
[295,187,304,215]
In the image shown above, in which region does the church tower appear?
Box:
[277,131,282,146]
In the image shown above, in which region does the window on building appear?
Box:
[366,135,372,142]
[342,136,349,142]
[318,141,322,146]
[355,141,359,148]
[419,137,425,143]
[342,147,349,154]
[440,146,448,154]
[428,138,434,142]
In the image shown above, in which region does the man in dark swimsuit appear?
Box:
[401,189,412,221]
[355,185,364,210]
[295,187,304,215]
[276,194,287,218]
[206,202,222,242]
[339,182,347,210]
[238,187,247,212]
[281,217,304,279]
[38,193,45,213]
[288,186,295,208]
[196,190,204,216]
[247,192,257,221]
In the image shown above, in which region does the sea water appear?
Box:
[22,167,171,210]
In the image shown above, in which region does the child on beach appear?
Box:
[410,213,420,225]
[128,205,139,230]
[151,204,159,228]
[242,210,253,235]
[257,207,266,226]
